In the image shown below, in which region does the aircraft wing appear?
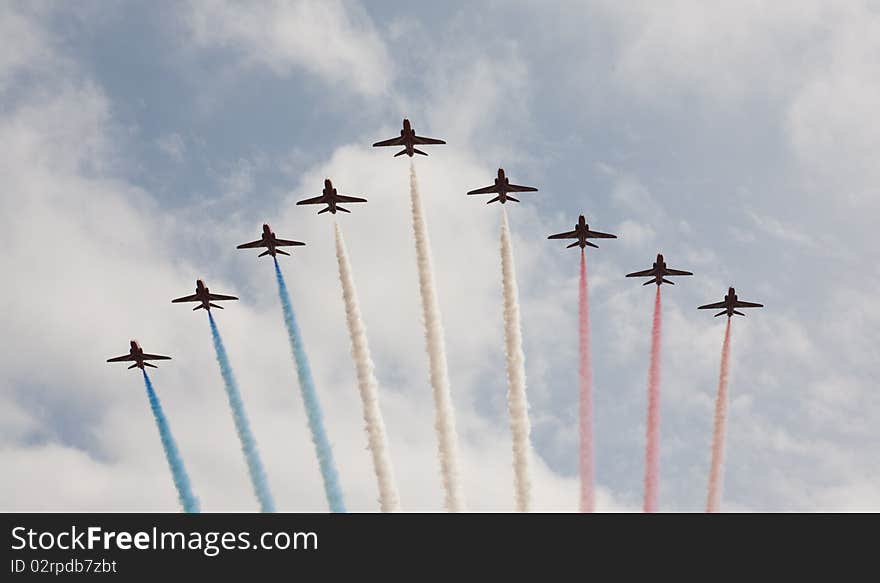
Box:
[626,268,656,278]
[507,183,538,193]
[171,293,200,303]
[141,353,172,361]
[412,136,446,145]
[467,184,499,195]
[107,354,136,362]
[236,239,265,249]
[372,136,406,147]
[734,300,763,308]
[547,230,578,240]
[698,301,727,310]
[274,238,305,247]
[336,195,367,203]
[586,230,617,239]
[208,293,238,301]
[665,268,693,276]
[296,195,327,206]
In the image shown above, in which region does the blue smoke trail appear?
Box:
[208,312,276,512]
[141,370,200,513]
[273,257,346,512]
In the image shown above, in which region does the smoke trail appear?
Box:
[500,208,532,513]
[273,258,346,513]
[408,160,465,512]
[333,221,401,512]
[643,286,663,512]
[207,312,275,512]
[141,371,200,513]
[578,250,595,513]
[706,318,733,513]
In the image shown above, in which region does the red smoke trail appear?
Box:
[578,250,594,512]
[643,286,663,512]
[706,318,733,513]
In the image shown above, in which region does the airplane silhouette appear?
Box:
[372,118,446,157]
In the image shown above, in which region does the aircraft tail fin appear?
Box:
[394,148,409,157]
[128,363,138,369]
[317,207,332,215]
[275,249,290,256]
[413,148,428,156]
[258,250,272,257]
[732,309,745,317]
[209,303,224,310]
[566,241,581,249]
[145,362,158,368]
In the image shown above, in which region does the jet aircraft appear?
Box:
[547,214,616,248]
[626,253,693,285]
[172,279,238,311]
[467,168,538,204]
[107,340,171,370]
[237,223,305,258]
[296,179,367,215]
[372,118,446,157]
[698,287,763,317]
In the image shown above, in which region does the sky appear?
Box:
[1,0,878,512]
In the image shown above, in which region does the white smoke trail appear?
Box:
[409,160,466,512]
[500,208,532,512]
[333,220,401,512]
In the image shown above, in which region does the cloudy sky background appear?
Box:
[1,0,878,512]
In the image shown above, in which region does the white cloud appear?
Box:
[156,132,185,162]
[615,219,655,249]
[786,5,880,206]
[746,210,814,248]
[589,0,831,105]
[185,0,392,97]
[0,4,56,94]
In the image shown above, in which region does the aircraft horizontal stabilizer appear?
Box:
[567,241,580,248]
[193,304,204,311]
[258,250,271,257]
[209,303,224,309]
[394,149,408,157]
[145,362,157,368]
[714,310,727,317]
[276,249,290,256]
[318,207,331,215]
[413,148,428,156]
[732,310,745,316]
[128,363,138,369]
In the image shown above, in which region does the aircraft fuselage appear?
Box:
[194,280,212,310]
[127,341,147,369]
[321,180,341,213]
